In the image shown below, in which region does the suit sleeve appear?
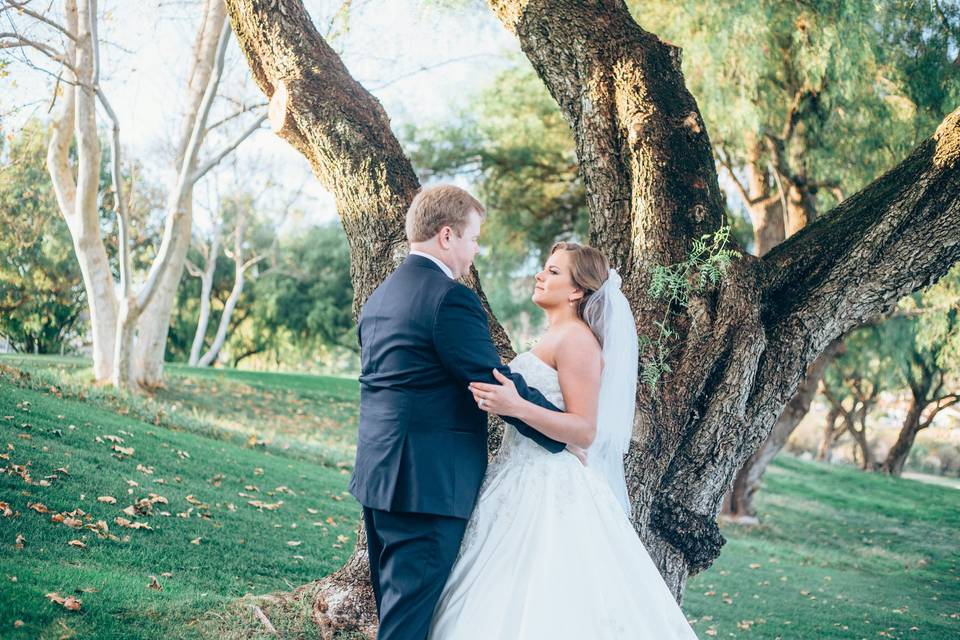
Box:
[433,284,567,454]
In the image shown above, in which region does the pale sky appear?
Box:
[1,0,519,232]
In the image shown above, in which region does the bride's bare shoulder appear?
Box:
[556,322,601,366]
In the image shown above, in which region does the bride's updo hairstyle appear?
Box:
[549,241,610,322]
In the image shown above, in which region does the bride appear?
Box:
[428,241,699,639]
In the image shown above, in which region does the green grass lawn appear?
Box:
[1,355,958,639]
[0,357,360,639]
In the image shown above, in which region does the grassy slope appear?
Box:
[0,359,360,640]
[1,355,958,639]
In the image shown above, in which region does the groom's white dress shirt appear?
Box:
[410,250,453,279]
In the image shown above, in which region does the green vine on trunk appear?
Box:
[639,225,739,390]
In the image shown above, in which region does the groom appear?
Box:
[349,184,567,639]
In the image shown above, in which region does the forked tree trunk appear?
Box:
[132,0,229,388]
[225,0,960,634]
[880,369,959,476]
[882,401,925,476]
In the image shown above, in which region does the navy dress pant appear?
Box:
[363,506,468,640]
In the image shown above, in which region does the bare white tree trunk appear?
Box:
[195,207,263,367]
[131,0,229,387]
[187,221,223,366]
[45,0,118,383]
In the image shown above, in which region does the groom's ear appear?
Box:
[436,225,452,248]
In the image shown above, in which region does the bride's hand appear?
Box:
[566,444,588,466]
[469,369,523,417]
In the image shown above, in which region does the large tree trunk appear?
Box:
[132,0,229,388]
[722,338,842,520]
[225,0,960,634]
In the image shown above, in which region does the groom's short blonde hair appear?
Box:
[406,184,486,243]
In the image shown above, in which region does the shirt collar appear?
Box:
[409,250,454,279]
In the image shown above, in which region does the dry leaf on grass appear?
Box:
[45,592,82,611]
[28,502,49,514]
[191,537,202,545]
[67,539,86,548]
[115,517,152,531]
[247,500,283,511]
[147,575,163,591]
[98,496,117,504]
[15,533,25,549]
[0,501,13,517]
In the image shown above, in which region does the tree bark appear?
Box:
[722,337,842,520]
[225,0,960,633]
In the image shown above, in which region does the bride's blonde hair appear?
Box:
[549,241,610,321]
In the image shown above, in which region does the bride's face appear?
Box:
[532,251,582,309]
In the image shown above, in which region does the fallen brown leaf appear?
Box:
[115,517,152,530]
[67,539,86,549]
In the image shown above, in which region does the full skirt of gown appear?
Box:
[428,352,699,639]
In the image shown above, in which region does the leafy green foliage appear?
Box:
[634,0,960,212]
[250,222,356,355]
[641,225,739,389]
[0,121,86,353]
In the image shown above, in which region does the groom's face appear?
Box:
[444,209,483,279]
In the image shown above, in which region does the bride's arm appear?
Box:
[469,330,601,449]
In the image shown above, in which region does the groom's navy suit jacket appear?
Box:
[349,254,565,519]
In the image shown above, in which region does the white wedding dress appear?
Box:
[428,351,699,639]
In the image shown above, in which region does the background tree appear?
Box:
[0,120,85,354]
[819,326,890,469]
[0,0,266,389]
[879,267,960,475]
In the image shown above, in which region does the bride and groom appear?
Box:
[349,185,698,639]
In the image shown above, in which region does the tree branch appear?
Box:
[0,32,78,75]
[191,112,266,183]
[4,1,78,41]
[747,107,960,441]
[135,19,231,312]
[204,101,267,133]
